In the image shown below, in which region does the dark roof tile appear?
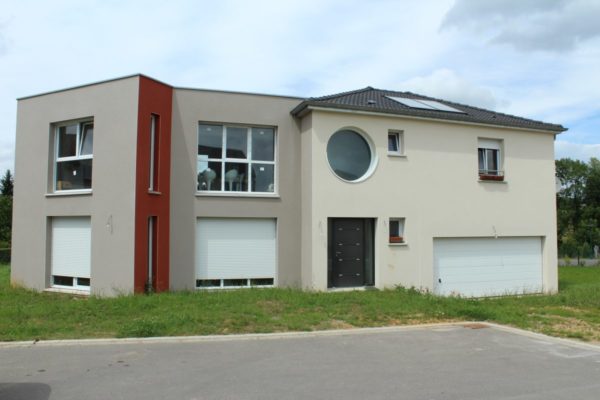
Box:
[291,87,566,133]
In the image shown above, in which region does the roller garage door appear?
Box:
[433,237,543,297]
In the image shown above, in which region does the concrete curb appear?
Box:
[484,322,600,352]
[0,322,465,348]
[1,322,599,351]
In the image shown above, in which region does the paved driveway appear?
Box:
[1,323,600,400]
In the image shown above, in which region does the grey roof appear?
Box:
[291,87,566,133]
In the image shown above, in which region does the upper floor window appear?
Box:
[327,129,376,182]
[388,130,404,156]
[197,124,276,193]
[55,120,93,191]
[149,114,160,192]
[478,138,504,181]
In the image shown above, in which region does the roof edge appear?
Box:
[174,86,304,100]
[18,73,306,102]
[300,104,567,133]
[17,74,171,101]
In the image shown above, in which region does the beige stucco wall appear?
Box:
[169,89,303,290]
[302,109,558,292]
[12,77,140,295]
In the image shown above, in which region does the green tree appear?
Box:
[0,169,13,196]
[556,158,600,262]
[0,169,13,246]
[0,195,12,245]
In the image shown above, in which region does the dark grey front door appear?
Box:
[330,218,366,287]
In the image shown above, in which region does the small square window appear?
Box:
[389,218,405,244]
[388,131,404,156]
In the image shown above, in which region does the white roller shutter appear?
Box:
[478,139,501,150]
[196,218,276,280]
[51,217,91,278]
[434,237,542,297]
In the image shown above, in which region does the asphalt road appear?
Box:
[1,324,600,400]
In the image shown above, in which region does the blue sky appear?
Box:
[0,0,598,174]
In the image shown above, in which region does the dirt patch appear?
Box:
[256,300,285,313]
[462,323,489,329]
[532,314,600,342]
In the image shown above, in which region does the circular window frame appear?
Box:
[325,127,378,183]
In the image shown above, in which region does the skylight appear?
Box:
[386,96,464,113]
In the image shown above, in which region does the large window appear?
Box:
[55,120,93,191]
[197,124,276,193]
[478,138,503,181]
[326,129,376,182]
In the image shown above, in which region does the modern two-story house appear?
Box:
[11,74,566,297]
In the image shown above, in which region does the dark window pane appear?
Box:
[198,124,223,159]
[251,163,274,192]
[56,159,93,190]
[196,279,221,288]
[487,149,498,173]
[53,275,73,286]
[250,278,274,286]
[58,124,77,158]
[198,161,222,191]
[388,134,398,152]
[77,277,90,286]
[326,130,371,181]
[251,128,274,161]
[224,163,248,191]
[389,220,400,237]
[80,123,94,155]
[478,148,485,171]
[223,279,248,287]
[226,127,248,159]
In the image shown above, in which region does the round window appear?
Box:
[326,129,374,182]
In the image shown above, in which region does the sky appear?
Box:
[0,0,599,174]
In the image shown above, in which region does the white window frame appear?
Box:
[388,130,405,156]
[51,276,91,291]
[197,124,277,195]
[50,216,92,293]
[54,120,94,193]
[478,138,503,178]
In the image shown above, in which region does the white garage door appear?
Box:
[51,217,91,290]
[434,237,542,297]
[196,218,276,287]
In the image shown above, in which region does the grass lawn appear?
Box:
[1,263,599,342]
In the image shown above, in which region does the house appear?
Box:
[11,74,566,297]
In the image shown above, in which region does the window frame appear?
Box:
[51,275,91,291]
[387,130,405,156]
[477,138,504,181]
[197,123,278,195]
[389,217,406,245]
[53,119,94,193]
[326,128,378,183]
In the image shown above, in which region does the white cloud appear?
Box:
[0,0,598,174]
[555,141,600,161]
[442,0,600,52]
[399,69,504,110]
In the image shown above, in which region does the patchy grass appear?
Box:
[1,264,599,342]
